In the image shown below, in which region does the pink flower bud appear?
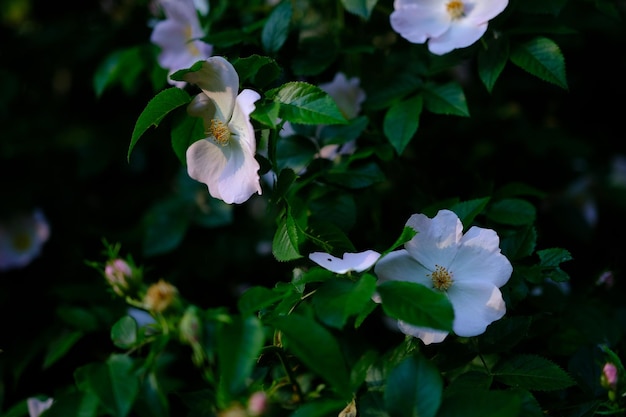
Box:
[247,391,267,416]
[104,259,133,296]
[602,362,618,390]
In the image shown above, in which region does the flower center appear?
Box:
[209,119,231,146]
[446,0,466,19]
[429,264,454,291]
[11,231,32,252]
[184,25,201,56]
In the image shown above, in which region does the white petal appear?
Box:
[404,210,462,270]
[390,1,450,44]
[309,250,381,274]
[187,92,218,124]
[27,397,53,417]
[466,0,508,23]
[374,250,432,287]
[448,281,506,337]
[397,321,449,344]
[229,89,261,157]
[427,20,488,55]
[216,138,262,204]
[460,225,501,252]
[186,138,228,201]
[184,57,239,121]
[450,242,512,288]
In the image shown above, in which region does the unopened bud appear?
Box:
[143,279,178,313]
[104,259,133,296]
[601,362,618,391]
[247,391,267,416]
[179,306,202,344]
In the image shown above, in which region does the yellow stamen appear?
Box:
[209,119,231,146]
[11,232,32,251]
[428,264,454,291]
[184,25,201,56]
[446,0,465,19]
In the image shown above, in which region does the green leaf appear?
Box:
[537,248,572,268]
[292,36,339,76]
[237,286,286,315]
[43,330,84,369]
[312,275,377,329]
[233,54,281,87]
[492,354,576,391]
[272,215,302,261]
[477,316,532,354]
[93,46,148,97]
[171,110,204,165]
[128,87,191,161]
[142,197,190,257]
[449,197,491,229]
[377,281,454,331]
[272,314,352,398]
[267,81,348,125]
[262,1,292,54]
[385,354,443,417]
[81,354,140,417]
[340,0,379,19]
[423,82,469,117]
[38,391,99,417]
[486,198,536,226]
[324,162,386,189]
[383,95,423,155]
[478,37,510,93]
[111,316,138,349]
[307,220,356,254]
[500,226,537,261]
[438,389,522,417]
[135,372,170,417]
[56,305,99,332]
[510,37,568,90]
[383,226,417,255]
[216,316,266,406]
[290,399,348,417]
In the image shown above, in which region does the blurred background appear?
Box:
[1,0,626,413]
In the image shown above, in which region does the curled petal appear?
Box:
[229,89,261,156]
[309,250,381,274]
[467,0,509,23]
[184,57,239,121]
[188,92,219,125]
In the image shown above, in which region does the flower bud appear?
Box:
[179,306,202,345]
[143,279,178,313]
[104,259,133,296]
[601,362,618,391]
[247,391,267,416]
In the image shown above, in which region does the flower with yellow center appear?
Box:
[0,209,49,271]
[150,0,213,88]
[183,57,262,204]
[390,0,509,55]
[374,209,512,344]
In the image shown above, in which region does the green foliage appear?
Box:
[383,95,423,155]
[266,82,348,125]
[492,354,576,391]
[510,37,568,90]
[262,1,293,54]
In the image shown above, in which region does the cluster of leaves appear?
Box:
[4,0,626,417]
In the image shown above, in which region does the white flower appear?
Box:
[150,0,213,87]
[184,57,262,204]
[309,250,381,274]
[319,72,366,121]
[0,209,50,271]
[390,0,508,55]
[374,209,512,344]
[27,397,53,417]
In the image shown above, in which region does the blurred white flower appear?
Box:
[184,57,262,204]
[374,209,512,344]
[150,0,213,87]
[0,209,50,271]
[390,0,508,55]
[127,307,156,328]
[27,397,53,417]
[309,250,381,274]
